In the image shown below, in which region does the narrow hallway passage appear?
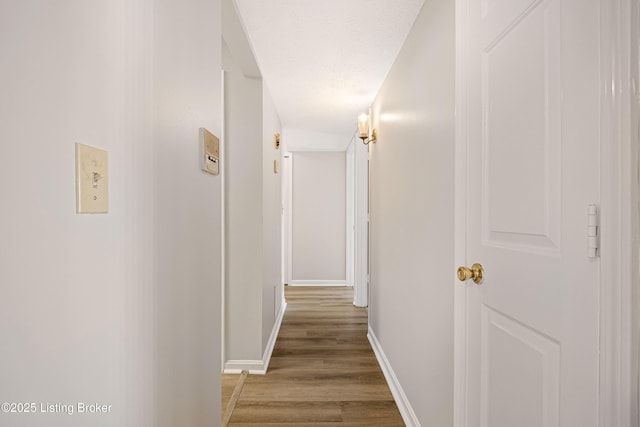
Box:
[222,287,405,426]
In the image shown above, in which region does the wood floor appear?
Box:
[222,286,405,426]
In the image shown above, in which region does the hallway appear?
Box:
[1,0,638,426]
[222,287,404,426]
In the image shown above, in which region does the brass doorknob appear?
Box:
[457,263,484,284]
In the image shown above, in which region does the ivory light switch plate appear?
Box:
[75,143,108,214]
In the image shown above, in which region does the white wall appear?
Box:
[292,152,346,283]
[0,1,222,426]
[223,39,263,361]
[222,0,283,368]
[368,0,455,425]
[262,86,283,350]
[154,0,222,425]
[283,127,351,151]
[346,142,356,287]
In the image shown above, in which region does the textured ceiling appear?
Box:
[234,0,425,149]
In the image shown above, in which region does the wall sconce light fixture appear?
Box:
[274,133,281,149]
[358,113,377,145]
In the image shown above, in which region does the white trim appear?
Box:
[221,71,227,372]
[222,368,246,375]
[223,300,287,375]
[223,360,265,375]
[599,1,637,426]
[453,0,470,426]
[367,327,420,427]
[289,280,347,287]
[631,1,640,422]
[354,134,370,307]
[281,152,291,287]
[281,153,285,289]
[261,300,286,373]
[285,152,293,285]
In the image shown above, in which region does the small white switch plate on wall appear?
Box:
[199,128,220,175]
[75,143,108,214]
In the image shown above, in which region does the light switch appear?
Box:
[75,143,108,214]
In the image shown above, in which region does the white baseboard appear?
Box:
[223,360,264,374]
[289,280,347,286]
[260,299,286,373]
[224,300,287,375]
[368,327,421,427]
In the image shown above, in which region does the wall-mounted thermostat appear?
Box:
[199,128,219,175]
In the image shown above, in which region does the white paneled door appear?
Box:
[456,0,600,426]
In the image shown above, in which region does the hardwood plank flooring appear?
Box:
[223,374,240,414]
[222,286,405,426]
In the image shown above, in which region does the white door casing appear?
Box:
[598,0,639,425]
[455,1,601,426]
[282,152,293,286]
[354,136,370,307]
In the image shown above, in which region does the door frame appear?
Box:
[452,0,639,425]
[354,136,370,307]
[282,152,293,286]
[598,0,638,425]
